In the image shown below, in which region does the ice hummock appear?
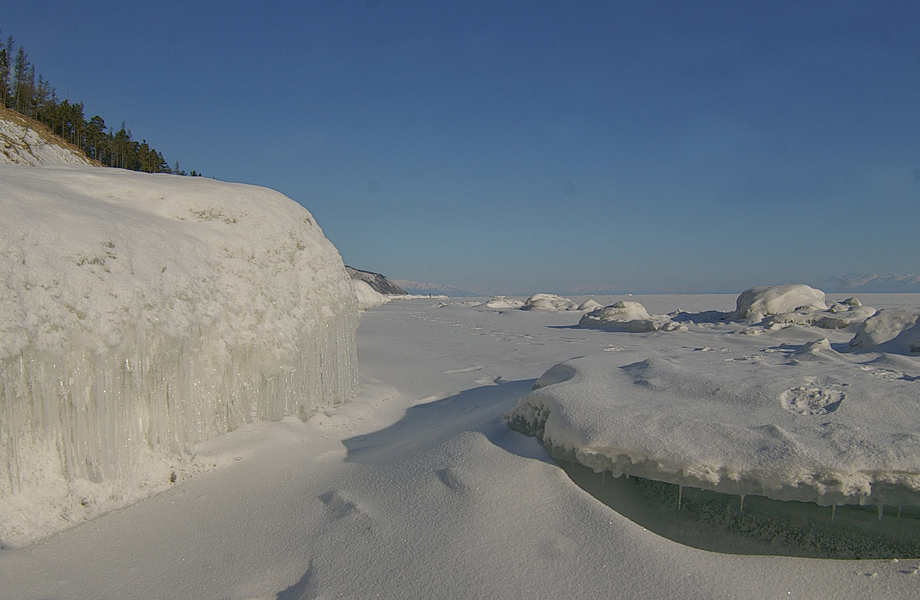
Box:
[0,165,359,544]
[506,287,920,509]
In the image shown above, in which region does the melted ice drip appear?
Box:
[0,307,358,494]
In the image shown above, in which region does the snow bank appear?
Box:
[578,300,686,332]
[506,344,920,508]
[0,165,358,545]
[849,307,920,354]
[352,279,391,310]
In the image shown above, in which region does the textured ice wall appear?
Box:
[0,166,358,502]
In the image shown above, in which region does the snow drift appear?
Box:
[0,165,358,544]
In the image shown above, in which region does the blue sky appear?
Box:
[5,1,920,294]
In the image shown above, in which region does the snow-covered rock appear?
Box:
[485,296,525,309]
[576,299,604,312]
[0,165,359,545]
[578,301,686,332]
[848,307,920,354]
[734,285,827,321]
[522,293,579,311]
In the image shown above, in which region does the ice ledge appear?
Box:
[506,349,920,508]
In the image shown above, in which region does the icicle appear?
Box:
[878,505,884,521]
[677,485,683,510]
[898,506,902,519]
[739,494,745,512]
[831,504,836,519]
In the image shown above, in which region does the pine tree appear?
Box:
[12,46,30,114]
[0,33,10,109]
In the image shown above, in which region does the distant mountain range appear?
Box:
[389,279,484,297]
[818,273,920,293]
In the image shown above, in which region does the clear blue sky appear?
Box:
[5,1,920,294]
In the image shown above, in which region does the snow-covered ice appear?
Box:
[0,165,358,545]
[3,292,920,597]
[521,293,580,311]
[3,168,920,597]
[508,287,920,511]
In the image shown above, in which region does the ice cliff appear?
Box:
[0,165,359,544]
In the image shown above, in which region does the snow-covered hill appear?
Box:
[346,266,406,295]
[0,107,94,166]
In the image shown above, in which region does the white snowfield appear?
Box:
[0,165,358,545]
[0,109,94,166]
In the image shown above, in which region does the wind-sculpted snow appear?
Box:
[506,338,920,508]
[0,166,358,546]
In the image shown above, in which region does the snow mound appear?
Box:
[578,301,686,332]
[734,285,827,321]
[352,279,391,310]
[506,347,920,508]
[522,293,579,311]
[0,108,94,166]
[485,296,525,309]
[0,165,359,546]
[577,299,604,312]
[848,307,920,354]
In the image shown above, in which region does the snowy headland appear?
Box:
[3,168,920,598]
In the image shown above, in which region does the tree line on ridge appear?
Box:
[0,29,198,175]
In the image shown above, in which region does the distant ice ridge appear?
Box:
[0,166,358,545]
[507,285,920,509]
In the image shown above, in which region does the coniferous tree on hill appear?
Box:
[0,27,196,175]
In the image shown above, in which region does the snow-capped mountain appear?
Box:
[819,273,920,293]
[389,279,483,297]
